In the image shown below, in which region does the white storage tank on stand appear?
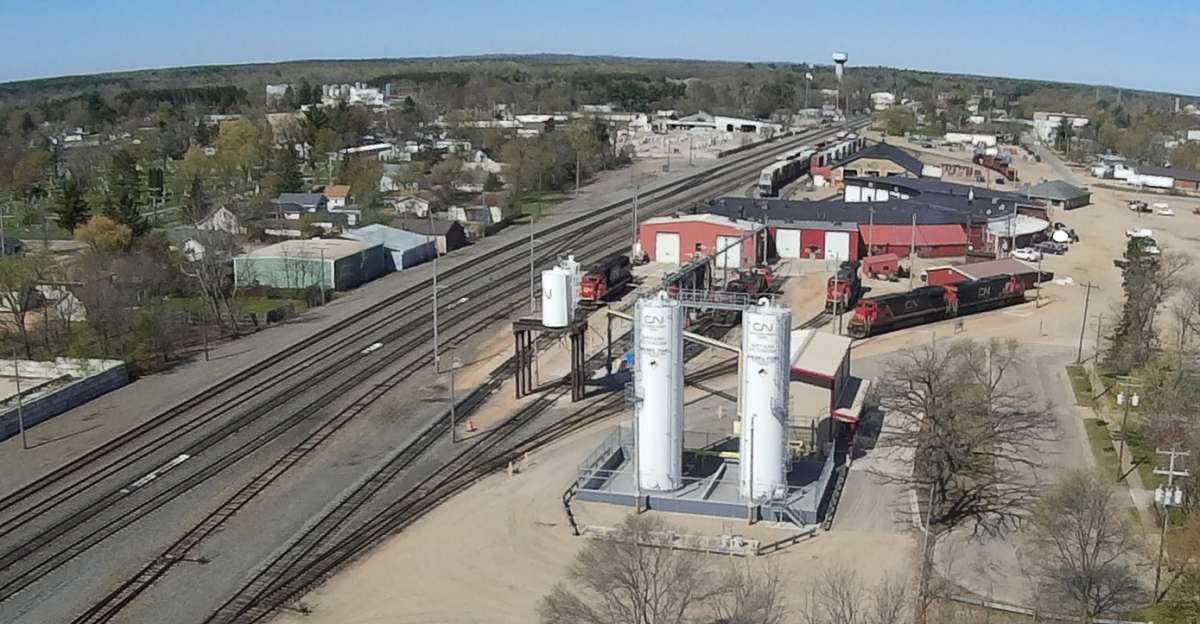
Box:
[541,268,572,328]
[739,300,792,501]
[560,255,582,313]
[635,291,685,491]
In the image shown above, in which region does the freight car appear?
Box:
[756,147,815,197]
[579,254,633,303]
[825,260,862,312]
[846,274,1026,338]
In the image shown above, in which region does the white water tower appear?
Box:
[634,291,685,492]
[739,300,792,501]
[832,51,848,81]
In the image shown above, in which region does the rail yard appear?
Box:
[0,120,868,624]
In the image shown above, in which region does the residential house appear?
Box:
[197,206,246,235]
[337,143,398,162]
[272,193,327,219]
[323,185,352,209]
[166,226,239,262]
[391,218,469,255]
[389,194,434,217]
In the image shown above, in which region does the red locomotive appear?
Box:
[825,260,862,312]
[579,254,633,303]
[846,274,1026,338]
[713,265,777,326]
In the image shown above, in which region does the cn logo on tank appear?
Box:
[750,321,775,332]
[642,314,667,326]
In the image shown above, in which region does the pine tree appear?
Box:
[275,145,304,193]
[54,178,90,233]
[194,118,212,147]
[101,148,149,237]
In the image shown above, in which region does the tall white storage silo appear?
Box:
[739,301,792,501]
[541,268,571,328]
[635,291,685,492]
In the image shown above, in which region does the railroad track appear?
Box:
[205,337,739,624]
[3,120,868,620]
[0,118,865,540]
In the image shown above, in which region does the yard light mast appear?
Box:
[832,52,848,117]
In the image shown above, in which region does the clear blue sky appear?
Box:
[2,0,1198,95]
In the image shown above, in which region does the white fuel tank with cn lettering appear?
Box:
[541,267,573,328]
[634,291,685,492]
[739,300,792,501]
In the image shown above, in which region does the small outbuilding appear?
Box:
[1024,180,1091,210]
[341,224,436,271]
[391,218,470,255]
[233,238,386,291]
[638,214,765,268]
[924,257,1046,290]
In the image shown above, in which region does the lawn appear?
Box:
[1083,418,1120,483]
[516,191,572,217]
[1065,365,1096,407]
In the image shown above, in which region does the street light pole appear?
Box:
[449,355,459,443]
[12,348,26,450]
[430,211,440,372]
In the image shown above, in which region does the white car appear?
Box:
[1126,228,1154,238]
[1012,247,1042,262]
[1157,207,1176,216]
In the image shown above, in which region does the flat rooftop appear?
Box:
[790,329,851,379]
[242,238,377,261]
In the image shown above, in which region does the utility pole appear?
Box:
[908,213,917,291]
[1076,282,1098,363]
[529,213,536,313]
[319,248,327,306]
[1153,448,1190,603]
[448,353,459,443]
[1115,380,1141,481]
[12,348,26,450]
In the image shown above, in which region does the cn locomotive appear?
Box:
[825,260,862,312]
[846,274,1026,338]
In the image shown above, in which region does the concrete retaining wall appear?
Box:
[0,359,129,441]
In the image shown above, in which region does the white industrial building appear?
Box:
[869,92,896,111]
[1032,111,1089,142]
[944,131,998,147]
[656,111,783,137]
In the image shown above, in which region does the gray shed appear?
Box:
[341,224,437,271]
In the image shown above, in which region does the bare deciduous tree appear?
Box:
[538,514,786,624]
[872,338,1054,618]
[793,566,911,624]
[1025,469,1144,619]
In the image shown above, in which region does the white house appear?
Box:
[323,185,351,209]
[348,85,384,107]
[392,195,432,217]
[337,143,398,161]
[265,84,290,104]
[462,150,503,174]
[197,206,246,235]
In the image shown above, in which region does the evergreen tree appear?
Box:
[297,81,313,106]
[194,119,212,146]
[183,175,208,224]
[54,178,90,233]
[274,145,304,193]
[101,148,149,237]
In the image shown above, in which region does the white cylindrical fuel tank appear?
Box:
[635,291,685,491]
[739,301,792,501]
[560,255,582,314]
[541,268,571,328]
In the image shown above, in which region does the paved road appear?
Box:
[1033,142,1084,187]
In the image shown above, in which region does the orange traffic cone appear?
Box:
[465,420,477,433]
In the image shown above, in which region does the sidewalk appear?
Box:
[1085,364,1158,532]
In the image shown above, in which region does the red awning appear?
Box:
[858,224,967,247]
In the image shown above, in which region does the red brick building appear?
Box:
[638,214,765,268]
[924,257,1044,290]
[858,223,969,258]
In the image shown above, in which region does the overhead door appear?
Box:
[776,229,801,259]
[824,231,851,262]
[655,231,681,264]
[716,235,742,269]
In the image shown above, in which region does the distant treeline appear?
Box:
[115,85,247,113]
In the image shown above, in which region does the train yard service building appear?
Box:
[234,238,387,291]
[637,214,765,268]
